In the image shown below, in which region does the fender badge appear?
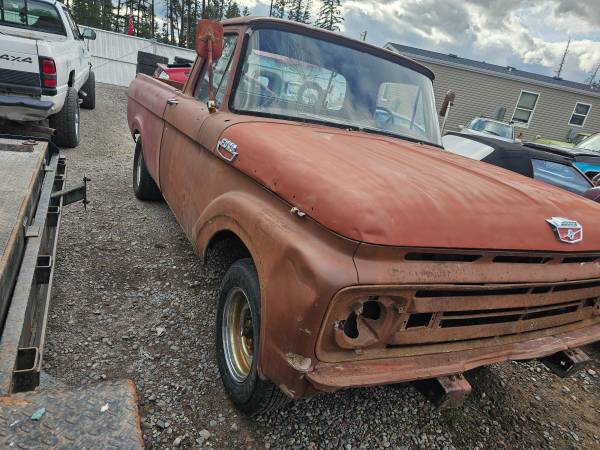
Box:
[546,217,583,244]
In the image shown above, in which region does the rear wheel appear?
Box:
[50,87,80,148]
[132,139,162,201]
[216,259,290,416]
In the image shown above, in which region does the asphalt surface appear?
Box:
[45,83,600,449]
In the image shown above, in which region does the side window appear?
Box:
[569,102,591,127]
[511,90,539,127]
[63,8,81,39]
[195,35,238,107]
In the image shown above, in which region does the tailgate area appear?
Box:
[0,35,41,96]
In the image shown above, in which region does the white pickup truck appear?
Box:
[0,0,96,147]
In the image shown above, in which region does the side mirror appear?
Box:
[81,28,96,40]
[439,90,455,117]
[195,20,224,112]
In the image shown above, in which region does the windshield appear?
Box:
[232,28,441,146]
[468,118,512,139]
[577,133,600,152]
[531,159,591,195]
[0,0,65,35]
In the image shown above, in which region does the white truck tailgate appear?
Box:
[0,34,39,74]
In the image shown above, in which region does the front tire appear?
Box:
[50,87,80,148]
[132,139,162,201]
[80,71,96,110]
[216,259,290,416]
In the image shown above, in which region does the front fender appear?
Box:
[194,188,359,397]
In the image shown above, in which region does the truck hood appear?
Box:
[222,121,600,252]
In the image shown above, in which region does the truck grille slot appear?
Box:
[415,287,530,297]
[405,252,481,262]
[403,251,600,265]
[438,300,583,329]
[492,255,551,264]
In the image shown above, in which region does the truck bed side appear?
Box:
[127,74,180,186]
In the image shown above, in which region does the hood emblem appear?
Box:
[546,217,583,244]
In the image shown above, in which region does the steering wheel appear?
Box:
[296,81,324,112]
[374,106,395,128]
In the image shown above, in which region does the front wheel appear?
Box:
[216,259,290,416]
[80,70,96,110]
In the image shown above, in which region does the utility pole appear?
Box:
[555,38,570,79]
[585,63,600,86]
[360,31,367,41]
[269,0,274,16]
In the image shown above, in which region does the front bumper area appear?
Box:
[0,95,54,121]
[307,322,600,391]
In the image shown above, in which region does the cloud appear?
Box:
[236,0,600,82]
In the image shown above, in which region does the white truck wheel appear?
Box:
[81,71,96,110]
[50,87,80,148]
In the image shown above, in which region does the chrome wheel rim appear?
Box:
[222,287,254,383]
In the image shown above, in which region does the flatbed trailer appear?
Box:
[0,135,143,448]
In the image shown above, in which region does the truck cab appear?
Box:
[127,18,600,416]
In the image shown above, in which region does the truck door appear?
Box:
[159,34,239,237]
[61,6,87,90]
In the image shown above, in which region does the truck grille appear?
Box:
[0,68,41,96]
[318,278,600,363]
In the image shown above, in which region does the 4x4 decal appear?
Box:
[0,54,33,63]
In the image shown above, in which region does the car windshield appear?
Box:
[577,133,600,152]
[0,0,66,35]
[531,159,591,195]
[231,28,441,146]
[468,119,512,139]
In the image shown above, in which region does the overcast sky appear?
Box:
[237,0,600,85]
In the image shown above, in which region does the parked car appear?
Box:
[0,0,96,147]
[525,139,600,180]
[128,17,600,416]
[535,131,592,149]
[458,117,517,143]
[443,133,600,201]
[154,62,193,85]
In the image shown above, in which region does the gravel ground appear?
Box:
[46,83,600,450]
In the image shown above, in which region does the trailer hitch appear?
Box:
[539,348,590,378]
[412,373,472,409]
[50,175,90,208]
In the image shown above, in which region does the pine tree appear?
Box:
[242,6,251,16]
[288,0,310,23]
[315,0,343,32]
[301,0,311,24]
[225,1,241,18]
[271,0,286,18]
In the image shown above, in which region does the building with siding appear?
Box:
[384,43,600,141]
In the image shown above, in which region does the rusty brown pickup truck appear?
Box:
[127,17,600,415]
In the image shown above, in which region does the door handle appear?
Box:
[166,98,179,106]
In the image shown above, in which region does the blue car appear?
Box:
[526,135,600,179]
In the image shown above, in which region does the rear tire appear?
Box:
[50,87,80,148]
[80,71,96,110]
[132,139,162,201]
[216,259,290,416]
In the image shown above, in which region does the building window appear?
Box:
[569,102,591,127]
[511,90,539,126]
